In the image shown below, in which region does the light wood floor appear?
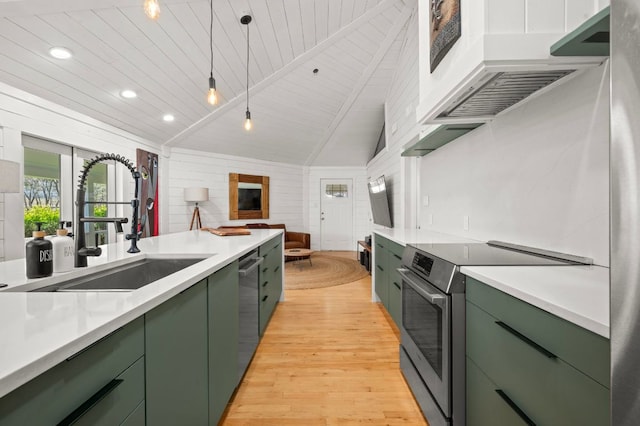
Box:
[221,273,428,425]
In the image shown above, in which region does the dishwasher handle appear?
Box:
[239,256,264,276]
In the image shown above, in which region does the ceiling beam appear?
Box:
[163,0,405,148]
[303,5,413,166]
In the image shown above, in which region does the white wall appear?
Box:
[0,82,160,261]
[166,148,305,233]
[307,167,370,251]
[367,6,420,231]
[419,62,610,266]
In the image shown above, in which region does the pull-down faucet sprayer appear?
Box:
[74,153,141,267]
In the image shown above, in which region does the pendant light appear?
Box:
[144,0,160,20]
[241,15,252,131]
[207,0,218,106]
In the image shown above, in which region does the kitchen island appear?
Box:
[0,228,283,419]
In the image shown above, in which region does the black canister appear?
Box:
[26,222,53,278]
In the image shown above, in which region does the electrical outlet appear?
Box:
[405,104,413,117]
[463,216,469,231]
[423,195,429,206]
[428,214,433,225]
[391,122,398,134]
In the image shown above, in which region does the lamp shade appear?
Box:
[0,159,20,193]
[184,187,209,203]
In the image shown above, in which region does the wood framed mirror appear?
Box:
[229,173,269,220]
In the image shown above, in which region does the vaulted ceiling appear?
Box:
[0,0,414,166]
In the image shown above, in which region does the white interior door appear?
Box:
[320,178,353,250]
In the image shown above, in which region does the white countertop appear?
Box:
[461,265,609,338]
[373,227,479,246]
[372,227,609,339]
[0,229,283,398]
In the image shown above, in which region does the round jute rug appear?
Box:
[285,251,369,290]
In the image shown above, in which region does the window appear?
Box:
[22,136,116,243]
[325,184,348,198]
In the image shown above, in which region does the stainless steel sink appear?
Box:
[30,258,205,292]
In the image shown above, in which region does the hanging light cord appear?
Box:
[209,0,213,78]
[245,21,250,112]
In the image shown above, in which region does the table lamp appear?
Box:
[0,160,20,193]
[184,187,208,230]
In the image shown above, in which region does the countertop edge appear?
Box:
[461,266,609,339]
[0,229,284,398]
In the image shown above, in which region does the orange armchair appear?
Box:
[246,223,310,250]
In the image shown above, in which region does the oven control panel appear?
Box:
[412,253,434,277]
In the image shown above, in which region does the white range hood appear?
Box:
[416,1,609,125]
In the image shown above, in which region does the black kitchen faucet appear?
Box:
[74,153,141,267]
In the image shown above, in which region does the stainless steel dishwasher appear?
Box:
[237,250,263,384]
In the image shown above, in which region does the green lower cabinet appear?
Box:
[374,234,404,328]
[121,402,145,426]
[0,317,144,426]
[145,280,209,426]
[467,357,529,426]
[209,261,239,425]
[466,278,610,426]
[259,237,282,336]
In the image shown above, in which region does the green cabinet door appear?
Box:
[209,261,239,425]
[145,280,209,426]
[374,239,389,307]
[0,317,144,426]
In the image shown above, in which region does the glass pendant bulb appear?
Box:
[207,75,218,106]
[244,110,252,131]
[144,0,160,20]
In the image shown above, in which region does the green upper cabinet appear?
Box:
[145,280,209,426]
[551,6,610,57]
[208,261,240,425]
[401,124,484,157]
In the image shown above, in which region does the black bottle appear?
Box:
[26,222,53,279]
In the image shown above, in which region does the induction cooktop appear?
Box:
[401,240,592,293]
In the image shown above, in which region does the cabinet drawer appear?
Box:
[466,277,609,386]
[467,301,610,426]
[71,356,145,426]
[0,317,144,426]
[260,236,281,256]
[467,357,529,426]
[386,239,404,260]
[121,401,145,426]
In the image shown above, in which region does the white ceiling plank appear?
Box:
[305,5,412,165]
[165,0,402,147]
[299,0,316,52]
[282,0,304,58]
[268,0,295,66]
[327,0,341,36]
[353,0,369,18]
[246,0,282,71]
[341,0,356,28]
[315,0,329,42]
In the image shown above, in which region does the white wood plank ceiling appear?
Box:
[0,0,414,166]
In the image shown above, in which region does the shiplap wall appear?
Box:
[306,167,370,250]
[367,7,419,230]
[166,148,304,232]
[0,82,160,260]
[419,63,610,266]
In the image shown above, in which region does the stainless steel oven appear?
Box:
[397,241,590,426]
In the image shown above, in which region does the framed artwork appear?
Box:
[430,0,461,73]
[136,148,159,238]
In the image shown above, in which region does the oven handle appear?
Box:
[397,268,446,306]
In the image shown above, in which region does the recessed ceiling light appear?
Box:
[163,114,175,122]
[49,47,72,59]
[120,89,137,99]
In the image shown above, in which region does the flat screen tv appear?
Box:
[238,188,262,210]
[368,175,393,228]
